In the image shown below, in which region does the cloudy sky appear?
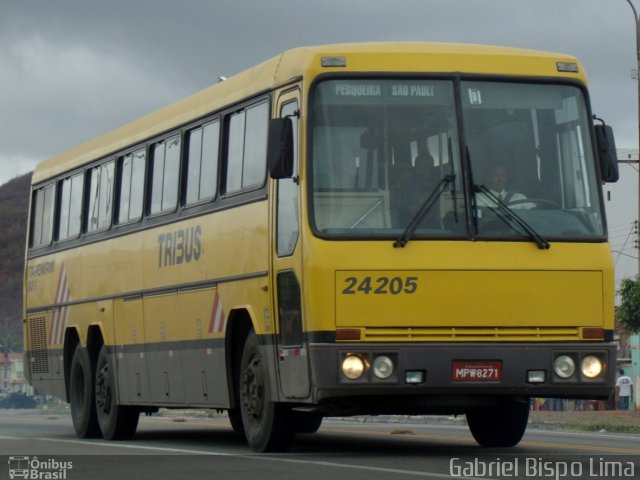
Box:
[1,0,638,284]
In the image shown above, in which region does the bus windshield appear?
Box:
[310,78,605,241]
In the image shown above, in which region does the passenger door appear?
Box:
[270,88,310,399]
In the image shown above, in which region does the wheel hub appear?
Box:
[95,364,111,414]
[242,356,265,419]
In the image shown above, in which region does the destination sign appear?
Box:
[316,79,452,105]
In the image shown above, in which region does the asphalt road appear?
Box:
[1,411,638,480]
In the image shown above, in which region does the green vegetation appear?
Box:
[618,277,640,333]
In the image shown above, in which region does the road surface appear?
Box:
[0,411,638,480]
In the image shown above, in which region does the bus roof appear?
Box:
[32,42,583,184]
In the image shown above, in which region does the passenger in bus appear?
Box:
[413,138,440,205]
[391,137,440,228]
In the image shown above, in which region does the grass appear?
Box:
[529,411,640,434]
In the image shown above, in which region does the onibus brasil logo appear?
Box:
[8,456,73,479]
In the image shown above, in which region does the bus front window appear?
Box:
[311,79,606,242]
[311,79,465,238]
[463,81,605,239]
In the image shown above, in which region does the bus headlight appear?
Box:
[581,355,603,379]
[372,355,394,379]
[553,355,576,379]
[342,354,366,380]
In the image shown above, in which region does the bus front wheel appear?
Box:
[95,345,140,440]
[227,408,246,439]
[291,411,323,434]
[239,331,294,452]
[466,397,529,447]
[69,345,100,438]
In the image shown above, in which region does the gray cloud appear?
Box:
[0,0,637,185]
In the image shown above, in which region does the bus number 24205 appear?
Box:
[342,276,419,295]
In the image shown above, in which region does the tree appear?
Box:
[617,277,640,333]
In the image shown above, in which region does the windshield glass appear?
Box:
[310,78,605,241]
[463,81,604,239]
[311,79,465,237]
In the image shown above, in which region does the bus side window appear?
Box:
[276,100,299,257]
[186,120,220,205]
[150,135,181,214]
[57,173,84,240]
[117,149,146,224]
[30,183,55,248]
[86,160,115,233]
[225,100,269,194]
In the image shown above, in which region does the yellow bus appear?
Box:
[24,42,620,452]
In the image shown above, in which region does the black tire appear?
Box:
[291,411,323,434]
[466,397,530,447]
[239,331,294,452]
[69,345,100,438]
[95,346,140,440]
[227,408,246,439]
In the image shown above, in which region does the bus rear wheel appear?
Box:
[95,346,140,440]
[69,345,100,438]
[466,397,529,447]
[239,331,294,452]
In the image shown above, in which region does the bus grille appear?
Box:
[361,326,581,342]
[28,317,49,374]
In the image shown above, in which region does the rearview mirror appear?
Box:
[594,124,619,183]
[267,118,294,179]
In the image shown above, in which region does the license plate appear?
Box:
[452,360,502,381]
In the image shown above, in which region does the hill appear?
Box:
[0,172,32,352]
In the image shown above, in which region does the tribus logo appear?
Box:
[8,456,73,479]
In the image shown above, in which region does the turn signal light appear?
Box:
[582,328,604,340]
[336,329,361,341]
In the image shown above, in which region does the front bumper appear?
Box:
[307,342,616,414]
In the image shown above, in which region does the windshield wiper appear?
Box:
[393,174,455,248]
[474,185,550,250]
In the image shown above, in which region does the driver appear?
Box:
[478,165,532,209]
